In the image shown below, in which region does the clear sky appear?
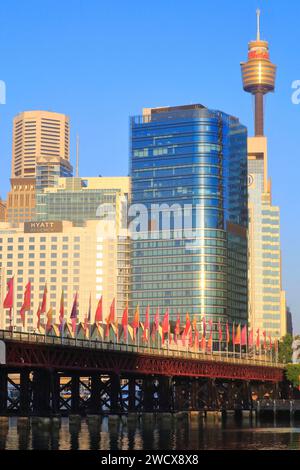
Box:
[0,0,299,332]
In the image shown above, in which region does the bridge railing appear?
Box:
[0,329,281,368]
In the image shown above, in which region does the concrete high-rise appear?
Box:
[11,110,72,180]
[241,11,286,338]
[7,110,73,223]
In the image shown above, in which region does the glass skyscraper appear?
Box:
[130,104,248,328]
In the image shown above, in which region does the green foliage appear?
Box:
[285,364,300,388]
[278,334,293,364]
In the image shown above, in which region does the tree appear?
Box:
[285,364,300,389]
[278,334,293,364]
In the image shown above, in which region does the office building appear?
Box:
[36,176,130,227]
[7,111,73,223]
[130,104,248,327]
[241,11,286,338]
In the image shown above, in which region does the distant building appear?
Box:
[11,110,72,180]
[7,178,36,224]
[286,306,293,336]
[0,199,6,222]
[35,176,130,226]
[7,111,73,224]
[241,11,286,338]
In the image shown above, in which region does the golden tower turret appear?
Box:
[241,9,276,135]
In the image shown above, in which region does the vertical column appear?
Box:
[158,377,172,412]
[32,369,51,416]
[0,368,7,414]
[255,92,264,136]
[128,377,136,412]
[71,375,80,414]
[89,374,101,414]
[208,378,217,410]
[51,372,60,415]
[20,370,31,415]
[110,373,121,413]
[142,377,154,412]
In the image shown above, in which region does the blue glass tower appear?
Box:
[130,104,248,327]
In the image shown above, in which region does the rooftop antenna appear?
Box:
[256,8,261,41]
[76,134,79,177]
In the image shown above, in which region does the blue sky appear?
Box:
[0,0,299,332]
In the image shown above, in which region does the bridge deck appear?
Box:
[0,330,283,382]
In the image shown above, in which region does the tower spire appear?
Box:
[256,8,261,41]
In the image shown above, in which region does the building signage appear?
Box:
[24,221,63,233]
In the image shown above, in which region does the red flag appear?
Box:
[46,306,53,333]
[175,315,180,336]
[202,316,206,338]
[152,307,159,340]
[70,292,78,334]
[3,277,14,309]
[143,305,150,343]
[121,303,128,341]
[256,328,260,349]
[20,282,31,326]
[241,325,247,346]
[59,290,65,327]
[233,323,236,347]
[183,313,191,336]
[84,294,91,336]
[95,296,103,323]
[226,322,230,344]
[269,335,272,350]
[131,304,140,341]
[87,293,91,323]
[262,331,267,350]
[188,328,193,348]
[235,324,241,345]
[41,284,47,314]
[218,321,222,342]
[36,304,41,330]
[207,329,213,352]
[194,329,199,350]
[200,335,206,352]
[106,298,115,338]
[248,329,253,347]
[162,309,170,345]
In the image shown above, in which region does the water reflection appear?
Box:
[1,414,300,450]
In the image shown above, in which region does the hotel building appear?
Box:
[130,104,248,328]
[0,218,128,331]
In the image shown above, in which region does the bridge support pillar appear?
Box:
[0,369,7,414]
[20,370,31,416]
[208,378,217,410]
[173,378,188,411]
[158,376,172,412]
[71,375,80,414]
[110,373,121,413]
[190,379,200,410]
[51,372,60,414]
[32,369,52,416]
[142,377,154,412]
[89,375,101,414]
[128,377,136,412]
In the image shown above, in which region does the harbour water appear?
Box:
[1,414,300,450]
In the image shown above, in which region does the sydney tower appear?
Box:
[241,9,276,136]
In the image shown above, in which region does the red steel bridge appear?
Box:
[0,330,285,416]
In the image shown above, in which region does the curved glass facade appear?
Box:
[130,105,248,325]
